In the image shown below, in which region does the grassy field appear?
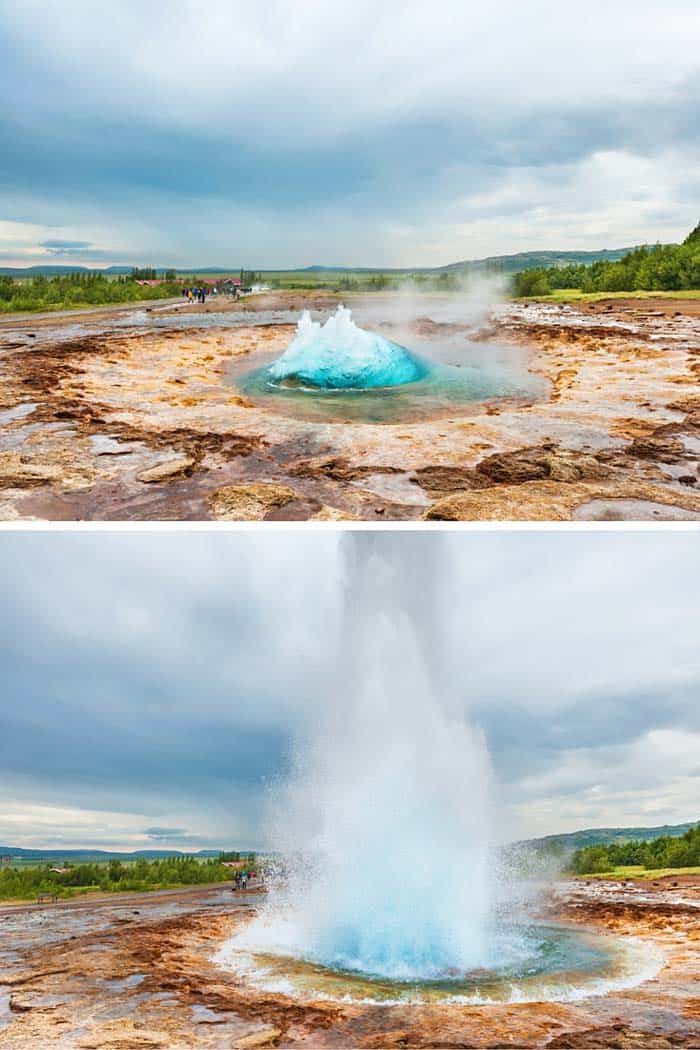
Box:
[0,880,235,906]
[528,288,700,303]
[578,865,700,880]
[0,854,259,902]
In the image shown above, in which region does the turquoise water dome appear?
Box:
[267,306,427,389]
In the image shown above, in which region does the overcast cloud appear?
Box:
[1,0,699,267]
[0,530,698,851]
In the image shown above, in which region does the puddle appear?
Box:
[9,992,70,1010]
[574,499,700,521]
[100,974,145,993]
[660,462,699,485]
[681,435,700,456]
[191,1003,232,1024]
[0,402,37,425]
[0,421,74,453]
[89,435,141,457]
[350,471,431,506]
[0,986,11,1030]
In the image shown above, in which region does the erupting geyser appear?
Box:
[267,305,427,389]
[215,535,660,1003]
[224,534,494,981]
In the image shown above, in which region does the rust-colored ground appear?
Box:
[1,877,698,1049]
[0,292,698,521]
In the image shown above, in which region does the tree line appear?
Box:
[0,270,183,313]
[569,824,700,874]
[513,222,700,297]
[0,854,248,900]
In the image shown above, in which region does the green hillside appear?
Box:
[569,823,700,874]
[440,248,637,275]
[523,820,698,855]
[514,222,700,295]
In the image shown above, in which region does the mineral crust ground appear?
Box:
[1,293,699,521]
[1,875,699,1048]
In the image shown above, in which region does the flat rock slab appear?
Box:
[136,457,194,483]
[234,1028,282,1049]
[209,482,298,520]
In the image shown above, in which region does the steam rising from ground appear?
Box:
[355,273,508,330]
[232,534,494,979]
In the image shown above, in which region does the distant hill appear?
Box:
[4,822,697,864]
[0,265,237,277]
[438,248,639,275]
[299,251,639,275]
[303,250,639,276]
[0,846,237,864]
[522,820,699,855]
[0,265,93,276]
[1,250,638,279]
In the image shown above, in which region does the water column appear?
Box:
[236,533,493,979]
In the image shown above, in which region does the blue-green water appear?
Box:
[216,920,644,1005]
[237,351,545,425]
[231,306,546,423]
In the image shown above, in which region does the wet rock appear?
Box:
[233,1028,282,1049]
[410,465,483,496]
[9,993,35,1012]
[76,1021,171,1048]
[361,1030,413,1048]
[546,1022,697,1048]
[209,482,299,521]
[423,479,700,522]
[0,452,64,488]
[290,457,403,483]
[412,446,610,498]
[626,436,686,463]
[310,505,358,521]
[136,456,194,483]
[475,444,610,485]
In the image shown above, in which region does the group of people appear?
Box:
[231,868,256,891]
[181,286,211,304]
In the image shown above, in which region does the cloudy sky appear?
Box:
[0,529,698,852]
[1,1,699,268]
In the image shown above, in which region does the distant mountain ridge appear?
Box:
[0,266,237,277]
[3,820,697,863]
[438,247,639,275]
[0,248,639,279]
[0,846,241,863]
[303,249,638,276]
[520,819,699,854]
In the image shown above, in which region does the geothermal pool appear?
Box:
[234,306,546,423]
[214,918,657,1005]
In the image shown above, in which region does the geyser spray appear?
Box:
[234,533,493,980]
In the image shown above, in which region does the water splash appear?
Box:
[228,534,494,981]
[267,305,427,389]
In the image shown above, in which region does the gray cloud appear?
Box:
[0,1,698,266]
[0,531,698,849]
[41,239,93,251]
